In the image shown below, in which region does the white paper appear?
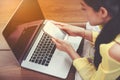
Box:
[43,21,66,39]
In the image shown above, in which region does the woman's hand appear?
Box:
[58,25,85,36]
[50,20,85,37]
[52,38,81,60]
[52,38,73,52]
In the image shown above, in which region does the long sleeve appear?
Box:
[73,57,120,80]
[72,31,99,80]
[73,58,96,80]
[73,32,120,80]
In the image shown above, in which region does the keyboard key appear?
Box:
[29,32,56,66]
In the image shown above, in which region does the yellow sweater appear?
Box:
[73,31,120,80]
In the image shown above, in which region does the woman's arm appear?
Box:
[50,20,93,42]
[52,38,81,60]
[52,38,97,80]
[83,29,93,42]
[58,24,93,42]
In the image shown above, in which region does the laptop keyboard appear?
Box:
[29,32,56,66]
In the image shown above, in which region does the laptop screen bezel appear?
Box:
[2,0,45,63]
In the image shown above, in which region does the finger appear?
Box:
[52,38,62,48]
[51,38,57,44]
[50,20,68,27]
[52,38,63,44]
[53,22,67,26]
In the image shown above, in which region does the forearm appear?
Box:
[83,29,93,42]
[69,22,86,28]
[77,28,93,42]
[66,47,81,60]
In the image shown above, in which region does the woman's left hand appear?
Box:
[52,38,81,60]
[52,38,74,54]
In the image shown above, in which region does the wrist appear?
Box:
[67,48,81,60]
[80,28,85,38]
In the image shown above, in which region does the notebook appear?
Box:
[2,0,82,79]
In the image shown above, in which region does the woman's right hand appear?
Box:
[50,20,85,36]
[58,25,85,36]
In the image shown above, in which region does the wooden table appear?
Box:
[39,0,87,23]
[0,0,86,80]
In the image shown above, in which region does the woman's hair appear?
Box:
[84,0,120,78]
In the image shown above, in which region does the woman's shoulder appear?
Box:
[109,42,120,62]
[109,35,120,62]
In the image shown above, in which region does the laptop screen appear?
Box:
[3,0,44,61]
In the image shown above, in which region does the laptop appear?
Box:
[2,0,82,79]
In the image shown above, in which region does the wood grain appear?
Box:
[0,0,86,80]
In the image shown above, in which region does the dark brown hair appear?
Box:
[84,0,120,79]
